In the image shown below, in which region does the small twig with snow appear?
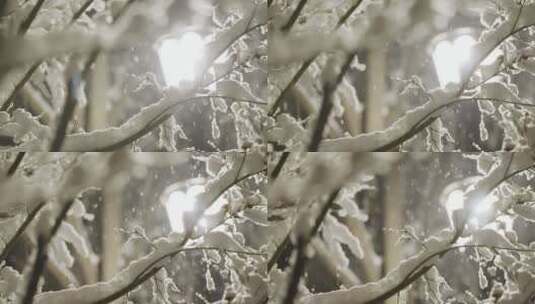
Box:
[6,151,25,177]
[308,53,356,151]
[0,201,45,267]
[281,0,308,32]
[50,75,80,151]
[17,0,46,35]
[268,0,365,116]
[22,199,75,304]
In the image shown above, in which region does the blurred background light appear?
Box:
[432,32,476,87]
[158,32,205,87]
[164,182,205,233]
[446,189,465,212]
[162,177,229,234]
[469,193,497,227]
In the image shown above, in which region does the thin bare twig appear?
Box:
[6,152,25,177]
[270,152,289,180]
[268,0,364,116]
[22,200,75,304]
[0,202,45,266]
[70,0,96,23]
[308,53,356,151]
[281,0,308,32]
[18,0,46,35]
[50,75,79,151]
[337,0,364,27]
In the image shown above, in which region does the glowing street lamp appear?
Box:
[444,188,496,228]
[161,178,228,234]
[445,189,465,213]
[162,180,205,233]
[468,193,497,227]
[157,32,206,87]
[431,30,477,88]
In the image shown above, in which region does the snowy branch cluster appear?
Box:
[268,0,535,152]
[2,0,535,304]
[0,152,268,304]
[269,152,535,304]
[0,0,267,152]
[264,1,535,303]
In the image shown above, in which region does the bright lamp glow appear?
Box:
[454,35,476,63]
[164,184,205,233]
[162,178,229,233]
[158,32,205,86]
[432,34,476,87]
[446,189,465,212]
[445,189,497,228]
[468,193,496,227]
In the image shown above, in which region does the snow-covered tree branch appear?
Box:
[0,0,267,152]
[268,152,535,304]
[5,1,535,304]
[268,0,535,152]
[0,152,267,303]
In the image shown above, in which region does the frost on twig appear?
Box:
[34,234,263,304]
[271,2,535,151]
[317,3,535,151]
[0,90,263,152]
[0,0,266,151]
[300,229,454,304]
[0,152,267,303]
[297,153,534,304]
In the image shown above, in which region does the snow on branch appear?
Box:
[34,237,263,304]
[299,154,533,304]
[0,2,266,152]
[319,3,535,151]
[59,94,263,152]
[299,229,454,304]
[30,152,266,304]
[0,152,265,303]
